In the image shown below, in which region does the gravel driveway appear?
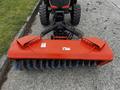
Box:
[2,0,120,90]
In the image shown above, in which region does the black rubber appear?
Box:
[70,0,77,5]
[39,4,49,25]
[71,4,81,26]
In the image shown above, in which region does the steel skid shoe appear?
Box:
[7,21,113,70]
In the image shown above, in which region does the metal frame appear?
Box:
[40,12,83,39]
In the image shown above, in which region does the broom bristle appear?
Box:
[13,60,99,70]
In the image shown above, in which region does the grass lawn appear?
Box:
[0,0,38,57]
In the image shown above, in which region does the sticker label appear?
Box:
[41,43,46,48]
[62,47,71,51]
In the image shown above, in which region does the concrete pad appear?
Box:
[2,0,120,90]
[110,0,120,9]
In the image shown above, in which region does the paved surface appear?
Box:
[1,0,120,90]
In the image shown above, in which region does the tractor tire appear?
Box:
[39,4,49,26]
[70,0,77,5]
[71,4,81,26]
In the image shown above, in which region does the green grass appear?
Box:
[0,0,38,57]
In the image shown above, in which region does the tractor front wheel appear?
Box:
[39,4,50,26]
[71,4,81,26]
